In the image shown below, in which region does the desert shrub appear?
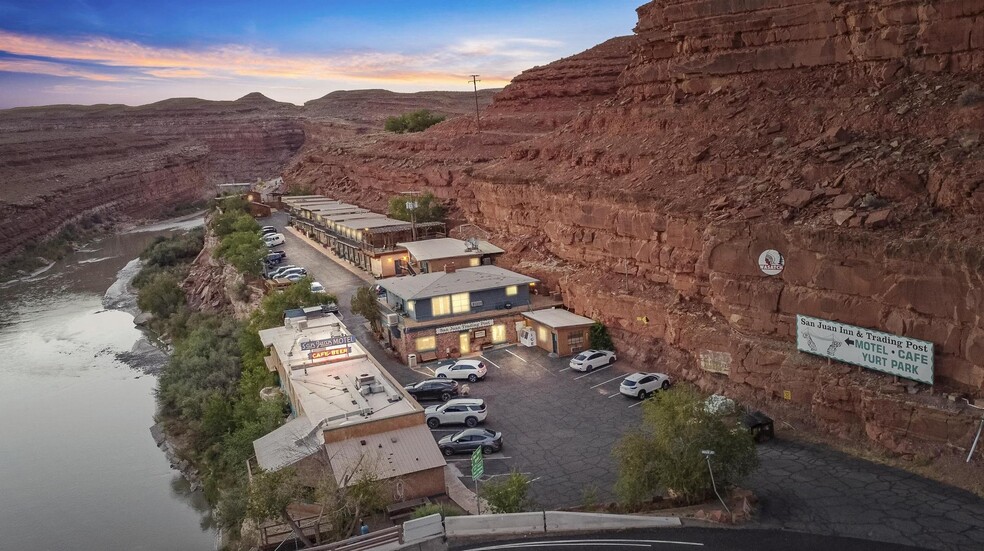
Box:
[384,109,445,133]
[140,228,205,267]
[411,503,464,519]
[481,471,534,513]
[137,272,185,319]
[613,386,758,506]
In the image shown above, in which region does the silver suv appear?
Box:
[425,399,487,428]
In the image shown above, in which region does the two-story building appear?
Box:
[252,307,446,502]
[376,265,561,363]
[396,237,505,274]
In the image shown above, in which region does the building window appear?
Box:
[568,331,585,349]
[451,292,470,314]
[431,295,451,316]
[491,324,507,344]
[405,300,415,315]
[505,285,518,297]
[415,335,436,352]
[537,325,551,345]
[469,257,481,267]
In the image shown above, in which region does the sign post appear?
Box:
[796,315,934,384]
[471,447,484,514]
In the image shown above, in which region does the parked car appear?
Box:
[435,359,487,383]
[268,250,287,261]
[404,379,460,402]
[425,399,487,428]
[619,372,672,400]
[569,349,616,372]
[263,233,285,247]
[265,252,286,265]
[260,226,278,236]
[437,428,503,456]
[311,282,327,294]
[266,264,297,278]
[270,266,305,279]
[284,273,305,282]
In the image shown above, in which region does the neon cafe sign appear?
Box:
[302,335,358,361]
[309,347,351,360]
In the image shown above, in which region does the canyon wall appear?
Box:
[284,1,984,456]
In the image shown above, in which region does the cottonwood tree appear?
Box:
[387,192,446,223]
[246,467,315,547]
[350,285,382,335]
[613,385,757,507]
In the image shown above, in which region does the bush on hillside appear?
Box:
[384,109,445,133]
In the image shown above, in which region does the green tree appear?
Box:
[215,230,265,275]
[249,277,337,331]
[350,285,382,335]
[589,322,614,351]
[137,272,185,319]
[315,468,387,541]
[387,192,446,223]
[613,386,758,507]
[384,109,445,133]
[247,468,315,547]
[481,471,534,513]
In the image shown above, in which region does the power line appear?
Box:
[468,74,482,136]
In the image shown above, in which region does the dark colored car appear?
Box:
[404,378,459,402]
[437,428,503,456]
[266,252,286,265]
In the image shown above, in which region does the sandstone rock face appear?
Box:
[282,1,984,456]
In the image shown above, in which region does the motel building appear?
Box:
[375,265,563,364]
[251,306,446,502]
[396,237,505,275]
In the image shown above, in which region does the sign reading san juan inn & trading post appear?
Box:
[796,315,934,385]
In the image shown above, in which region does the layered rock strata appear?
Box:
[284,1,984,455]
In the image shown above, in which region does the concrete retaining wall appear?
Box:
[444,512,546,538]
[402,514,444,545]
[544,512,681,531]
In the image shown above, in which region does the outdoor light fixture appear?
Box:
[701,449,731,515]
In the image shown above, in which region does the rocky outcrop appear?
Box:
[182,220,263,320]
[283,1,984,457]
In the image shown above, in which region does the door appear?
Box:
[459,332,471,355]
[551,332,558,354]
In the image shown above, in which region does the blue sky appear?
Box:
[0,1,641,108]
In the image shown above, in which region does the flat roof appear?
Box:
[258,315,417,429]
[336,217,409,231]
[522,308,595,329]
[325,424,446,486]
[320,212,387,223]
[397,238,504,262]
[377,265,538,301]
[254,415,323,471]
[366,221,445,235]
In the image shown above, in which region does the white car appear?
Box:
[569,349,616,372]
[619,372,672,400]
[264,233,285,247]
[271,266,305,279]
[425,399,487,428]
[435,359,488,382]
[311,282,327,294]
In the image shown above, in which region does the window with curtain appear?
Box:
[451,292,471,314]
[415,336,436,351]
[505,285,518,296]
[469,257,481,267]
[491,324,507,344]
[431,295,451,316]
[405,300,415,315]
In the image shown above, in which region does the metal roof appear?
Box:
[324,424,446,486]
[365,221,445,235]
[377,265,538,300]
[335,217,409,231]
[396,238,504,262]
[522,308,595,328]
[253,416,323,471]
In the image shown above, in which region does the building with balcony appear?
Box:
[397,237,505,274]
[375,265,561,363]
[252,307,446,502]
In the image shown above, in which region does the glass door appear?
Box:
[459,332,471,355]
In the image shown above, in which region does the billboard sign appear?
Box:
[796,315,933,385]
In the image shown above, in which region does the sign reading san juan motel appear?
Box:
[796,315,934,385]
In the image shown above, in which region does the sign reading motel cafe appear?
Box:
[300,335,356,351]
[796,315,934,385]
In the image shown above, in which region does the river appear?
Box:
[0,216,217,551]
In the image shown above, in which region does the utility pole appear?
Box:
[468,74,482,136]
[701,450,731,516]
[404,191,420,241]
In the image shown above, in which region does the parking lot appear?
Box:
[262,212,647,508]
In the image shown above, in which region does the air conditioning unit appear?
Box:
[384,313,400,326]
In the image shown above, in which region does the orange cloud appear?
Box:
[0,30,542,86]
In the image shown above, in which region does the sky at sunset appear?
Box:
[0,1,641,108]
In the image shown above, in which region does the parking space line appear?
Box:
[558,367,570,372]
[446,456,511,461]
[590,374,626,389]
[505,349,528,363]
[480,356,502,369]
[608,392,623,399]
[628,399,648,409]
[574,365,610,380]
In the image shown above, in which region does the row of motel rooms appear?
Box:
[280,195,602,364]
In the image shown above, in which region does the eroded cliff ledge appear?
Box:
[284,1,984,456]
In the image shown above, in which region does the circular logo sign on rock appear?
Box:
[758,249,785,276]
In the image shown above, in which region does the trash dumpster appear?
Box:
[742,410,775,443]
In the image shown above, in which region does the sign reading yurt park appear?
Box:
[796,315,934,385]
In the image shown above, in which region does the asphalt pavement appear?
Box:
[263,212,984,551]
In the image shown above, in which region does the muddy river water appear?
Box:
[0,217,216,551]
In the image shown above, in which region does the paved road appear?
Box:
[450,527,933,551]
[265,212,984,551]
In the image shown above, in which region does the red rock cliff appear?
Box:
[285,1,984,456]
